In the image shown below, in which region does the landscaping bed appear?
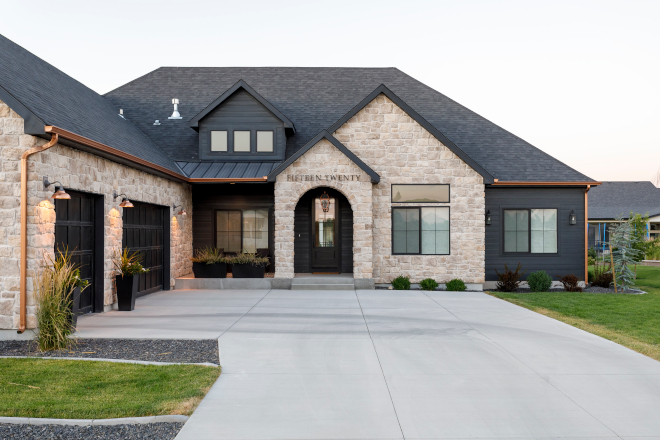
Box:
[511,286,645,294]
[0,339,219,364]
[0,422,183,440]
[0,358,220,419]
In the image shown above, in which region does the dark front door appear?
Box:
[312,192,339,271]
[54,191,96,314]
[122,202,165,296]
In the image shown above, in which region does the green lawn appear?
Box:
[0,358,221,419]
[489,265,660,361]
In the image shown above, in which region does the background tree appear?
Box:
[609,215,644,290]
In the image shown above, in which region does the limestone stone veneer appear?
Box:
[0,100,192,329]
[275,95,485,285]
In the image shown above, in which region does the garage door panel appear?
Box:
[122,201,164,296]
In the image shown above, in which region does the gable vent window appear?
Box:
[234,131,251,152]
[211,131,228,152]
[257,131,274,152]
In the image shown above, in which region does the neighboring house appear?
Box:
[588,181,660,250]
[0,34,599,331]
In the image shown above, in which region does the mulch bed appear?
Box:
[511,286,645,294]
[0,339,219,364]
[0,422,183,440]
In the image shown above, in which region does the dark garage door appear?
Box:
[54,190,100,314]
[122,201,168,296]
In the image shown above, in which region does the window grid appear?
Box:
[216,209,269,253]
[503,208,558,254]
[392,207,450,255]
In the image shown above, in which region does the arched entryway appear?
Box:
[294,187,353,274]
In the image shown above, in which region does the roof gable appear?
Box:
[268,130,380,183]
[329,84,494,184]
[189,79,295,132]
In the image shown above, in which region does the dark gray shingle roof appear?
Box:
[105,67,594,182]
[0,34,182,175]
[589,181,660,219]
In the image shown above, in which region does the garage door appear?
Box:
[122,201,167,296]
[54,190,99,314]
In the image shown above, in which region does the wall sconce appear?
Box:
[113,190,134,208]
[173,203,187,216]
[569,209,577,225]
[485,210,491,225]
[43,176,71,199]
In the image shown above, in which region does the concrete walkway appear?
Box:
[76,289,660,439]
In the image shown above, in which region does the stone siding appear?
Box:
[0,100,192,329]
[333,95,485,284]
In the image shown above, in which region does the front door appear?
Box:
[312,192,339,271]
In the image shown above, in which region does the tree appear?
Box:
[609,215,644,290]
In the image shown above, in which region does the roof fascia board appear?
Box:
[189,79,295,131]
[327,84,495,184]
[490,181,602,186]
[0,84,46,135]
[268,130,380,183]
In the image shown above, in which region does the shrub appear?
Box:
[191,247,226,265]
[588,247,597,259]
[590,261,613,288]
[587,256,595,266]
[526,270,553,292]
[557,274,582,292]
[228,252,269,266]
[419,278,439,291]
[35,251,88,352]
[391,275,411,290]
[445,278,467,291]
[495,263,525,292]
[114,248,148,277]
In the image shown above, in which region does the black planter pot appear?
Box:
[231,264,266,278]
[192,262,227,278]
[69,286,82,328]
[115,274,139,311]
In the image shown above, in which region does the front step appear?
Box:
[291,276,355,291]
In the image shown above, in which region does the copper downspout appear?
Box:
[18,133,59,333]
[585,184,591,286]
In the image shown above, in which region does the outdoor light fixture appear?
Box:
[173,203,187,216]
[485,210,491,225]
[43,176,71,200]
[569,209,577,225]
[113,190,134,208]
[320,191,331,213]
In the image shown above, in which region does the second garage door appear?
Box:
[122,201,170,296]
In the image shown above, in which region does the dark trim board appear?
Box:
[0,84,46,134]
[327,84,495,184]
[268,130,380,183]
[485,186,585,281]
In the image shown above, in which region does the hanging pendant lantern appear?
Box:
[320,191,330,213]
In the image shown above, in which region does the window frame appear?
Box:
[501,208,559,255]
[391,206,451,256]
[210,130,228,152]
[214,208,270,254]
[203,125,283,158]
[390,184,451,204]
[256,130,275,152]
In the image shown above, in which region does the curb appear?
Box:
[0,356,219,368]
[0,415,189,426]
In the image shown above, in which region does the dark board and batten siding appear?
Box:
[485,187,586,281]
[198,90,286,161]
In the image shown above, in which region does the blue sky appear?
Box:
[2,0,658,182]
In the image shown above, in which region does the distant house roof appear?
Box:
[589,181,660,219]
[105,67,596,183]
[0,34,183,176]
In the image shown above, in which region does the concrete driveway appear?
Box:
[77,289,660,439]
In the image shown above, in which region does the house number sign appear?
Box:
[286,174,362,182]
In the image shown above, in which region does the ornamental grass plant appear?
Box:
[228,252,269,266]
[191,247,226,265]
[113,248,149,277]
[35,250,87,352]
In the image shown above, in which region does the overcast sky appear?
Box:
[2,0,658,182]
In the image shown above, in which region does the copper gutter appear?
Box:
[18,133,59,333]
[585,185,591,284]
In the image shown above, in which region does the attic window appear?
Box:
[257,131,274,152]
[211,131,228,151]
[234,131,250,152]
